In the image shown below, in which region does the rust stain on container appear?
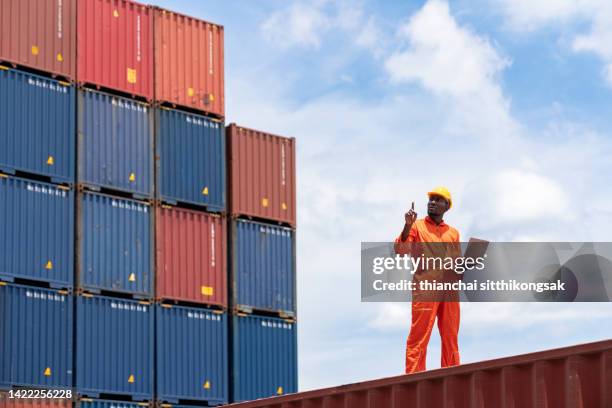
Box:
[226,340,612,408]
[227,124,296,227]
[78,0,153,99]
[0,0,76,79]
[156,206,227,308]
[154,7,224,117]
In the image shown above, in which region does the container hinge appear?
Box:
[138,300,151,306]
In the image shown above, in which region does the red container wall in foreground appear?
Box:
[0,393,70,408]
[227,124,296,227]
[227,340,612,408]
[154,7,224,117]
[156,206,227,308]
[78,0,153,99]
[0,0,76,79]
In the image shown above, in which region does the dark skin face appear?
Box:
[427,194,450,224]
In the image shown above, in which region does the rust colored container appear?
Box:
[154,7,224,117]
[78,0,153,99]
[0,392,71,408]
[0,0,76,79]
[227,340,612,408]
[156,206,227,308]
[227,124,296,227]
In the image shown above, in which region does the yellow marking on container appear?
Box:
[0,65,10,71]
[281,202,287,211]
[0,282,7,286]
[0,173,8,178]
[128,374,135,383]
[277,386,283,395]
[202,187,209,195]
[57,53,63,62]
[161,304,172,308]
[44,367,52,377]
[138,300,151,305]
[46,156,54,166]
[58,80,71,87]
[128,273,136,282]
[201,286,214,296]
[127,68,137,84]
[113,10,119,17]
[57,290,68,295]
[203,381,211,389]
[262,198,269,208]
[45,261,53,270]
[187,87,195,97]
[31,45,39,56]
[208,94,215,102]
[129,173,136,182]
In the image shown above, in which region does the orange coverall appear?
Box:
[395,216,461,374]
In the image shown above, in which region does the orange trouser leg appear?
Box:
[437,301,460,368]
[405,301,438,374]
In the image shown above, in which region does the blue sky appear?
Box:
[151,0,612,391]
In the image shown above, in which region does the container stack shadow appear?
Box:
[1,0,297,406]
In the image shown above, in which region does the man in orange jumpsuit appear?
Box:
[395,186,461,374]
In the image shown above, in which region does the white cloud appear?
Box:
[496,0,612,86]
[261,2,331,49]
[260,0,386,55]
[494,169,570,222]
[385,0,510,99]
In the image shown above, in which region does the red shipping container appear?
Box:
[156,206,227,308]
[154,7,224,118]
[0,0,76,79]
[0,393,70,408]
[78,0,153,99]
[227,339,612,408]
[227,124,296,227]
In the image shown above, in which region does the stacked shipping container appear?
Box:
[0,0,296,406]
[226,124,298,402]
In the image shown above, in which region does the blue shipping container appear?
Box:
[0,283,73,389]
[0,68,75,183]
[78,89,154,197]
[78,192,152,297]
[76,295,153,400]
[156,108,226,211]
[77,399,147,408]
[156,305,228,405]
[231,219,296,315]
[0,175,74,288]
[231,314,297,403]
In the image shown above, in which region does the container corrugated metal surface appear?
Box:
[76,295,153,399]
[0,69,75,183]
[77,0,153,99]
[156,305,228,404]
[227,124,296,227]
[0,393,71,408]
[0,0,76,79]
[228,340,612,408]
[156,206,227,307]
[231,220,295,315]
[231,315,297,403]
[78,192,152,297]
[0,284,73,389]
[75,399,144,408]
[0,176,74,288]
[78,89,153,197]
[156,108,225,211]
[154,8,224,117]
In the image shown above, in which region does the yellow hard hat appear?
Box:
[427,186,452,209]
